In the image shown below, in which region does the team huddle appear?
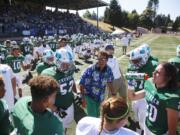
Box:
[0,35,180,135]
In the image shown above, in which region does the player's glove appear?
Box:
[74,92,83,107]
[127,80,136,91]
[57,108,67,118]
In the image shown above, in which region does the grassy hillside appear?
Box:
[83,18,130,33]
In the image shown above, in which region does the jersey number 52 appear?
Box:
[60,80,74,95]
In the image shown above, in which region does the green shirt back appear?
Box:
[41,67,74,109]
[0,99,13,135]
[36,62,55,75]
[12,97,64,135]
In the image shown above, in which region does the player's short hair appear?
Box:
[160,62,177,89]
[58,38,67,43]
[12,45,20,51]
[0,76,4,86]
[98,51,109,60]
[29,75,59,101]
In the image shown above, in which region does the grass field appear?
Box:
[22,33,180,134]
[74,33,180,80]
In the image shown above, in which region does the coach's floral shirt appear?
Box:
[79,63,114,102]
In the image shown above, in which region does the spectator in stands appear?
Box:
[0,5,101,37]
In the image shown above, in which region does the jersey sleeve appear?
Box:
[7,65,15,79]
[0,101,5,121]
[35,64,41,75]
[165,94,180,111]
[5,56,11,64]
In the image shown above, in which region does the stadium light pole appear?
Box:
[97,7,99,29]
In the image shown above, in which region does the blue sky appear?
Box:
[77,0,180,21]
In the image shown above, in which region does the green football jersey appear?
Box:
[0,47,8,63]
[12,97,64,135]
[20,44,33,55]
[5,55,25,73]
[144,78,180,134]
[168,56,180,82]
[0,99,13,135]
[127,60,157,91]
[48,41,57,52]
[41,67,75,109]
[36,62,55,75]
[148,55,159,62]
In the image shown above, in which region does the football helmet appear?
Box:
[48,36,55,42]
[140,43,151,58]
[130,48,147,69]
[22,37,32,45]
[42,49,54,65]
[55,48,73,72]
[11,41,17,46]
[176,45,180,56]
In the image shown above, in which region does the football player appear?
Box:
[12,75,64,135]
[128,62,180,135]
[5,45,30,98]
[41,48,78,132]
[127,47,157,132]
[0,76,14,134]
[36,49,55,75]
[20,37,34,66]
[47,36,57,52]
[0,44,8,64]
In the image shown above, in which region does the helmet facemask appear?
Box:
[55,48,74,73]
[42,50,54,65]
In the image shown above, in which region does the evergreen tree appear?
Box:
[172,16,180,31]
[83,10,92,19]
[109,0,122,29]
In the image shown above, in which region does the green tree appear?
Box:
[139,14,154,29]
[172,16,180,31]
[121,10,129,27]
[104,7,110,23]
[128,10,139,29]
[83,10,92,19]
[109,0,122,29]
[154,14,172,27]
[147,0,159,21]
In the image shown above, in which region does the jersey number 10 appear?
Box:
[147,104,157,122]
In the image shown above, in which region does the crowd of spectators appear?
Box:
[0,5,101,37]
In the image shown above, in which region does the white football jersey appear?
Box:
[76,117,139,135]
[0,64,15,110]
